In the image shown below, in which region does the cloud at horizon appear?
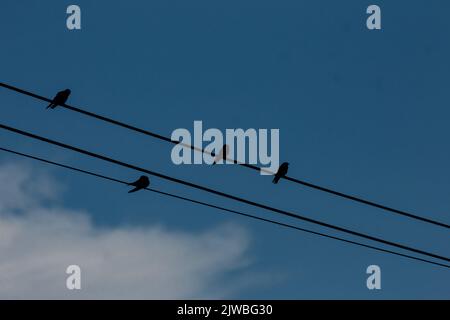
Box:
[0,162,254,299]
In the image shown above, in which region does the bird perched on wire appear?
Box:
[127,175,150,193]
[272,162,289,184]
[46,89,71,109]
[212,144,229,165]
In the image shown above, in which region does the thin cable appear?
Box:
[1,146,448,270]
[1,82,448,230]
[0,123,448,264]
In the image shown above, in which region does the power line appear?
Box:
[1,122,448,264]
[1,82,448,230]
[1,146,448,270]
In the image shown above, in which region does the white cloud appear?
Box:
[0,163,252,299]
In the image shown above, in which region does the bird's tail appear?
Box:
[128,187,140,193]
[272,176,280,184]
[46,103,53,109]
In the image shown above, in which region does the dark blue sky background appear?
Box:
[1,0,449,298]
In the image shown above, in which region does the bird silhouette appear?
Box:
[46,89,71,109]
[127,175,150,193]
[212,144,229,165]
[272,162,289,184]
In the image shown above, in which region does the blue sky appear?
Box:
[0,0,449,298]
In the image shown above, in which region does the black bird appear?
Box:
[127,175,150,193]
[272,162,289,184]
[46,89,71,109]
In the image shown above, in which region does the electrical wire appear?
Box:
[1,82,448,229]
[0,145,448,270]
[1,122,448,264]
